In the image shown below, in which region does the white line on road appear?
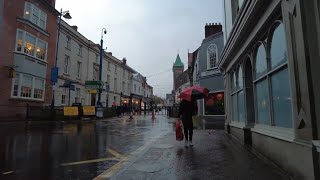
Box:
[2,171,14,175]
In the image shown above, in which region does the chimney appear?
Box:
[205,23,222,38]
[122,58,127,65]
[71,25,78,31]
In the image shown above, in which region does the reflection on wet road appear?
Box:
[0,114,173,180]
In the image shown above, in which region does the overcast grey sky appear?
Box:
[56,0,223,98]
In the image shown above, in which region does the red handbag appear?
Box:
[176,120,184,141]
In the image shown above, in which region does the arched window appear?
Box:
[269,23,292,128]
[255,43,267,79]
[231,65,245,122]
[253,22,292,128]
[207,44,218,69]
[254,43,270,125]
[270,23,287,68]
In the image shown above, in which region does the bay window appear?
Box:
[16,29,48,61]
[24,2,47,29]
[12,73,45,100]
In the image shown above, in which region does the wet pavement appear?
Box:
[0,112,171,180]
[106,130,291,180]
[0,112,291,180]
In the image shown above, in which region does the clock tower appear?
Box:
[172,54,184,90]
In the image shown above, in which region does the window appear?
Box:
[34,78,44,99]
[107,75,110,84]
[77,61,82,79]
[75,88,80,103]
[66,36,71,49]
[15,30,48,61]
[108,62,111,71]
[64,55,70,74]
[96,54,99,63]
[16,31,23,52]
[13,75,19,96]
[204,92,225,115]
[123,70,125,78]
[207,44,218,69]
[122,82,125,92]
[36,39,46,60]
[61,95,66,104]
[93,68,98,80]
[39,10,47,29]
[12,73,44,100]
[115,65,117,73]
[24,33,36,56]
[134,84,137,92]
[114,78,117,91]
[138,86,140,93]
[253,22,292,128]
[78,44,82,56]
[21,75,32,98]
[127,83,130,93]
[24,2,47,29]
[231,66,245,122]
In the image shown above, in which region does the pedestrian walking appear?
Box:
[178,99,198,147]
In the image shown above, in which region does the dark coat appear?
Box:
[178,100,198,123]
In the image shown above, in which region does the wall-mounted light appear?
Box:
[8,67,16,78]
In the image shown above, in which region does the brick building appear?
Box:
[0,0,58,120]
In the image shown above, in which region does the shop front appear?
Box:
[130,94,143,114]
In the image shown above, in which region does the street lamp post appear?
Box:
[97,28,107,107]
[51,9,71,109]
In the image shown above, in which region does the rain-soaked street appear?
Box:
[0,112,290,180]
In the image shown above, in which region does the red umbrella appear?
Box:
[178,85,209,101]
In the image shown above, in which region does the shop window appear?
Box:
[253,22,292,128]
[231,66,245,122]
[204,92,225,115]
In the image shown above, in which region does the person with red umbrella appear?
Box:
[178,85,209,147]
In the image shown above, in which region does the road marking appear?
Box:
[107,148,122,158]
[94,132,169,180]
[60,157,120,166]
[2,171,14,175]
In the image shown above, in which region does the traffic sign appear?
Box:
[85,81,104,89]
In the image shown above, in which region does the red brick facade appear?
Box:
[0,0,58,120]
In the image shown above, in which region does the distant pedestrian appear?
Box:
[178,99,198,147]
